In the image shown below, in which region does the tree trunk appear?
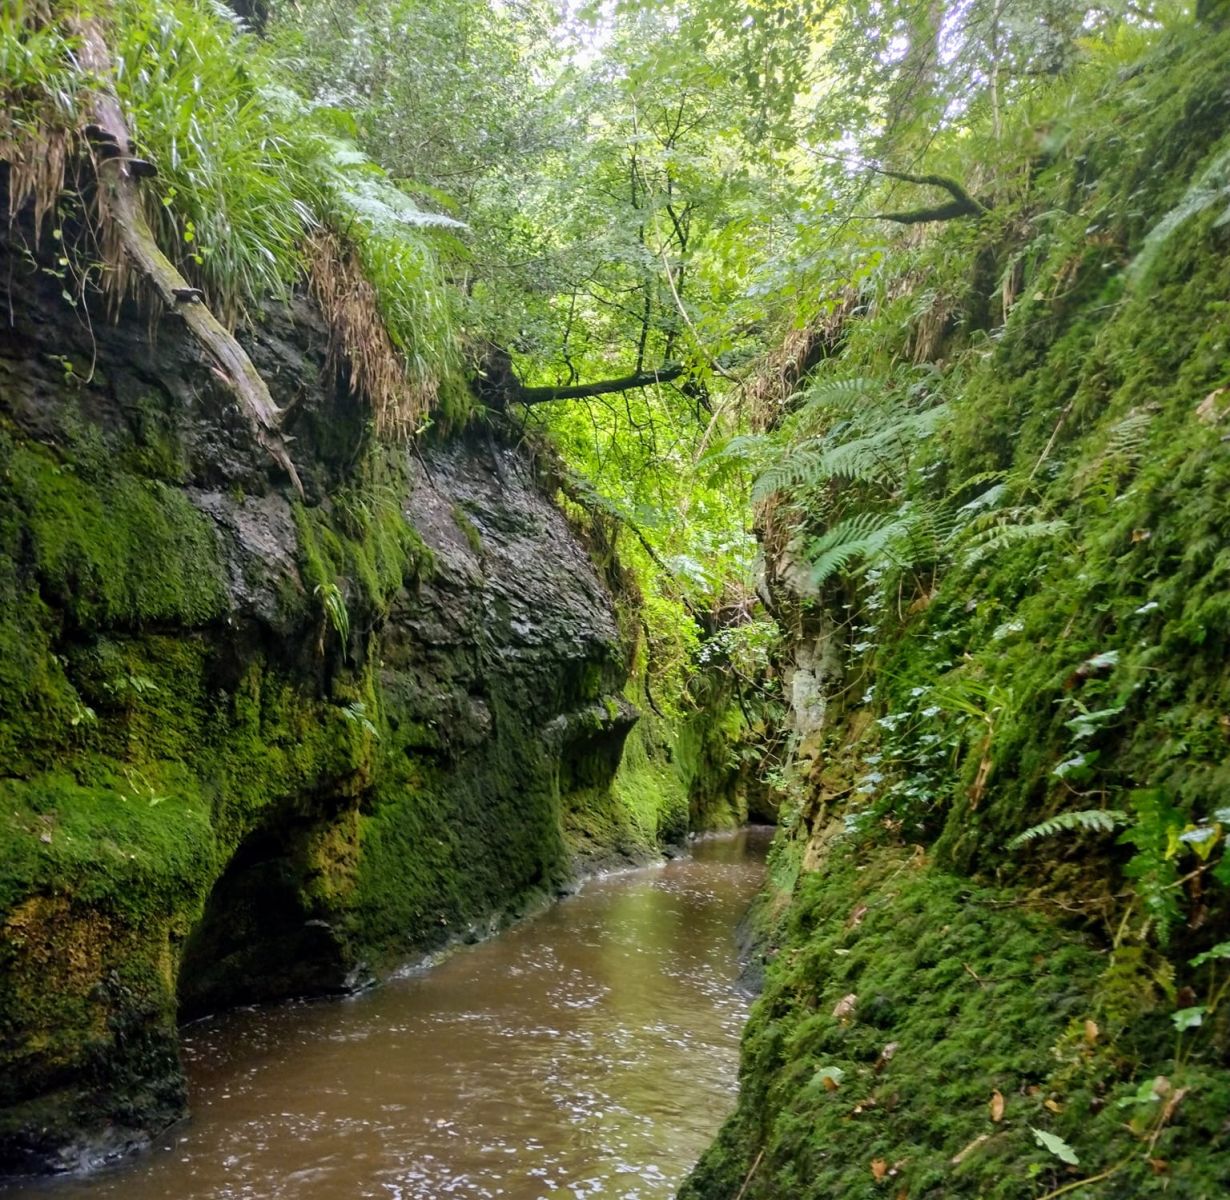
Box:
[71,18,302,495]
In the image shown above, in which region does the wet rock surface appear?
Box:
[0,239,641,1176]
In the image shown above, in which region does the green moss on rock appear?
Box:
[684,844,1230,1199]
[688,21,1230,1200]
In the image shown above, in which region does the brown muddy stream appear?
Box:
[10,828,771,1200]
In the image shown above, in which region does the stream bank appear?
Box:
[681,19,1230,1200]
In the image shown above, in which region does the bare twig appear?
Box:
[734,1148,765,1200]
[1036,1162,1125,1200]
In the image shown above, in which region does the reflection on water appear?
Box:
[8,828,771,1200]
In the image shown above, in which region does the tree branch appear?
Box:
[72,18,302,496]
[876,199,985,225]
[873,166,987,224]
[517,363,688,405]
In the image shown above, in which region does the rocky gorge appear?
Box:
[0,218,751,1175]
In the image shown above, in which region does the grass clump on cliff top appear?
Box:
[0,0,468,433]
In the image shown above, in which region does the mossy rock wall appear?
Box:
[0,230,666,1174]
[604,622,777,843]
[686,22,1230,1200]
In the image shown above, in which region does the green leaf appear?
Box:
[1116,1078,1165,1109]
[1191,942,1230,969]
[1030,1127,1079,1165]
[1171,1006,1206,1032]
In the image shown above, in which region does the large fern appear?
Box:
[699,432,774,487]
[793,376,882,423]
[1131,141,1230,283]
[895,496,959,572]
[952,507,1068,567]
[1105,406,1155,461]
[805,510,917,586]
[1076,405,1156,495]
[753,404,949,503]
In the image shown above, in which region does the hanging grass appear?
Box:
[307,227,436,440]
[0,0,80,235]
[109,0,320,326]
[309,127,470,430]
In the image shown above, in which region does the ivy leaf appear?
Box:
[1052,752,1097,782]
[1031,1128,1079,1165]
[808,1065,846,1094]
[1082,650,1120,671]
[1064,706,1124,740]
[1178,824,1222,861]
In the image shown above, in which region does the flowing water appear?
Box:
[9,828,771,1200]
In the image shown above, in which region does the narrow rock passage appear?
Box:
[6,830,770,1200]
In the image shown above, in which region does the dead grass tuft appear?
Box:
[747,292,858,433]
[0,2,73,242]
[1,121,70,240]
[307,228,435,440]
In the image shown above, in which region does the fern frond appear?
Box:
[799,376,881,413]
[321,134,468,235]
[707,433,771,461]
[949,470,1009,501]
[751,437,827,502]
[896,498,960,565]
[814,429,909,485]
[956,482,1008,516]
[753,405,949,503]
[1075,406,1156,496]
[955,507,1068,566]
[700,433,774,486]
[806,511,915,586]
[1008,808,1128,850]
[1131,142,1230,284]
[205,0,249,32]
[1105,406,1154,461]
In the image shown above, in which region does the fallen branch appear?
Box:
[734,1148,765,1200]
[71,18,302,496]
[874,167,987,225]
[517,363,689,404]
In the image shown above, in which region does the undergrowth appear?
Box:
[688,15,1230,1200]
[0,0,468,433]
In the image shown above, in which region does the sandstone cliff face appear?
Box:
[0,233,650,1174]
